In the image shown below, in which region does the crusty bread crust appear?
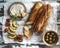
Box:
[26,2,42,25]
[32,4,53,34]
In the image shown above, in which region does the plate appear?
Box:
[2,1,59,45]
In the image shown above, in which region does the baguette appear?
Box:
[26,2,42,25]
[32,5,46,31]
[38,4,53,34]
[32,4,53,34]
[32,4,47,32]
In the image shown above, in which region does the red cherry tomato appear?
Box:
[4,28,9,32]
[6,22,10,26]
[14,35,23,42]
[6,19,10,22]
[17,35,22,38]
[18,39,23,42]
[6,19,10,26]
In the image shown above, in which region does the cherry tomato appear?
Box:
[14,35,23,42]
[6,22,10,26]
[6,19,10,22]
[4,28,9,32]
[5,19,10,26]
[18,39,23,42]
[17,35,22,38]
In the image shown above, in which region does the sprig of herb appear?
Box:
[11,14,22,21]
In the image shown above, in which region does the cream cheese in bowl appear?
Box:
[8,2,26,20]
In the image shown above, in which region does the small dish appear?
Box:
[43,31,59,46]
[8,2,26,20]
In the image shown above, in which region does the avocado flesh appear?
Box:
[8,31,16,35]
[8,35,16,39]
[8,33,16,39]
[12,22,19,28]
[7,21,19,39]
[9,27,16,32]
[10,22,17,30]
[8,32,16,36]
